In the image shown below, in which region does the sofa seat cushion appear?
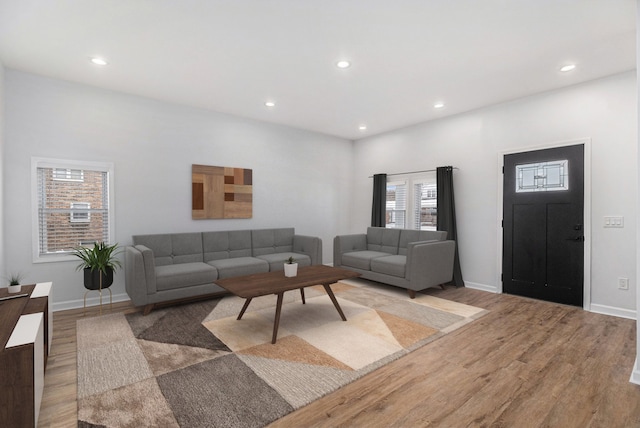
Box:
[341,251,391,271]
[256,252,312,271]
[207,257,269,279]
[370,255,406,278]
[155,263,218,291]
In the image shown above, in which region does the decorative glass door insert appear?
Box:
[516,160,568,193]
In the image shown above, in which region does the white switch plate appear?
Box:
[604,216,624,228]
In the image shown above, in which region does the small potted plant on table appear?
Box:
[284,256,298,277]
[6,273,23,293]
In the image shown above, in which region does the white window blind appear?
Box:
[413,181,437,230]
[386,182,407,228]
[36,166,110,256]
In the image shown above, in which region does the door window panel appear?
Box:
[516,160,568,193]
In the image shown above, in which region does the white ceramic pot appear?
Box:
[284,263,298,277]
[7,284,21,293]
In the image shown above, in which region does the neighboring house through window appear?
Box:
[70,202,91,223]
[32,158,115,262]
[52,168,84,182]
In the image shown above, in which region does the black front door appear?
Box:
[502,144,584,307]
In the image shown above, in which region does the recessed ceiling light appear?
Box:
[336,60,351,69]
[560,64,576,72]
[359,125,367,131]
[434,102,445,109]
[90,57,108,66]
[265,101,276,107]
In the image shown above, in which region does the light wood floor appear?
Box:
[38,287,640,427]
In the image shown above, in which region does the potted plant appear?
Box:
[6,273,23,293]
[284,256,298,277]
[73,242,122,291]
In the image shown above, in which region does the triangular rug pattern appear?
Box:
[78,280,487,427]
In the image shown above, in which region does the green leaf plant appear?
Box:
[73,242,122,275]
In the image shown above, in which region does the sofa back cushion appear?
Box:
[398,229,448,255]
[366,227,401,255]
[252,228,295,257]
[202,230,252,261]
[133,233,203,266]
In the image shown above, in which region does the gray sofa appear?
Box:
[333,227,455,298]
[125,228,322,313]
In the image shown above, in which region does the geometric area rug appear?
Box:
[77,279,487,427]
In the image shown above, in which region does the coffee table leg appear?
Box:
[323,284,347,321]
[237,298,253,320]
[300,288,306,304]
[272,292,285,344]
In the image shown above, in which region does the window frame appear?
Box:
[385,172,437,231]
[412,175,438,231]
[31,157,115,263]
[385,179,408,229]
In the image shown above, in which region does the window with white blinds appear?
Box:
[386,181,407,228]
[413,181,437,230]
[386,173,437,230]
[33,159,114,261]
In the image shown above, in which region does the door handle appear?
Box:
[566,236,584,242]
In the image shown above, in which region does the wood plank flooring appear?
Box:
[37,287,640,427]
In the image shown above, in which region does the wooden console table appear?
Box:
[0,282,53,427]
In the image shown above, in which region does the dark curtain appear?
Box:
[371,174,387,227]
[437,166,464,287]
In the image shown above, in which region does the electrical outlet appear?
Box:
[618,277,629,290]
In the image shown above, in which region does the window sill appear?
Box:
[33,253,78,264]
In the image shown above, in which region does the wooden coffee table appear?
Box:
[215,265,360,344]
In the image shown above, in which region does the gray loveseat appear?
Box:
[125,228,322,314]
[333,227,455,298]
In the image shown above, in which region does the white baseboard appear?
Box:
[589,303,636,320]
[461,285,635,320]
[52,292,131,312]
[464,281,499,293]
[630,359,640,385]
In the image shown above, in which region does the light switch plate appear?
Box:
[604,216,624,228]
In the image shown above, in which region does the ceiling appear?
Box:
[0,0,635,140]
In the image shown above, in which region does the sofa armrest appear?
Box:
[125,245,157,306]
[333,234,367,266]
[406,240,456,290]
[293,235,323,265]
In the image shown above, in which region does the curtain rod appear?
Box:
[368,167,458,178]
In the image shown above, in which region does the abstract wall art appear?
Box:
[192,164,253,219]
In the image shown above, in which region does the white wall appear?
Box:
[351,71,637,314]
[4,70,354,309]
[4,69,637,315]
[632,0,640,386]
[0,61,4,278]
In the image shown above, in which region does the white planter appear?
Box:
[7,284,21,293]
[284,263,298,277]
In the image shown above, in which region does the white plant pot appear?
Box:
[284,263,298,277]
[7,284,21,293]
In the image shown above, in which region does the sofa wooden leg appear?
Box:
[408,289,416,299]
[440,284,446,290]
[143,304,154,315]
